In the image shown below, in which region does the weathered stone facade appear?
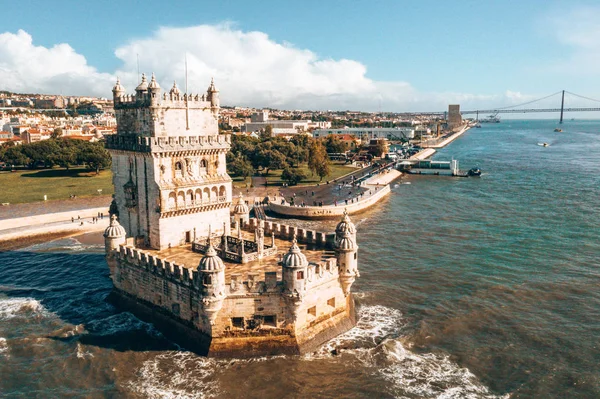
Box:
[106,74,231,249]
[104,75,360,357]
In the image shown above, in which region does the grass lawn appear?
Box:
[262,162,358,186]
[0,167,114,204]
[231,175,252,189]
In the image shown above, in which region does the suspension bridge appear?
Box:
[400,90,600,124]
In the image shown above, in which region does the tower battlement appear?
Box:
[112,73,219,137]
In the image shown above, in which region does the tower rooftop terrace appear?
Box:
[141,230,329,280]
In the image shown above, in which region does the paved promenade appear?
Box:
[0,197,111,250]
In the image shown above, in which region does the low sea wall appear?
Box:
[267,184,391,219]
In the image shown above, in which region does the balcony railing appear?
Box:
[168,196,228,211]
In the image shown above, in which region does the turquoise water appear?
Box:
[358,119,600,397]
[1,120,599,398]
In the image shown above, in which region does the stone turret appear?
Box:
[104,215,127,253]
[198,240,226,324]
[207,78,219,112]
[112,77,125,101]
[135,73,149,100]
[334,213,359,296]
[335,209,356,244]
[104,215,127,276]
[148,73,161,106]
[170,81,181,97]
[233,193,250,227]
[282,236,308,299]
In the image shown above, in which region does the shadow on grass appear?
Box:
[20,168,99,178]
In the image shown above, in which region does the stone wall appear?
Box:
[244,218,337,248]
[267,184,391,219]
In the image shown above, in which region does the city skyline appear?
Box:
[2,0,600,112]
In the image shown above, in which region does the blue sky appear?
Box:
[2,0,600,111]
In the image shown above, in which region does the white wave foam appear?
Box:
[309,305,405,359]
[75,342,94,359]
[312,305,506,398]
[0,297,51,320]
[127,351,220,399]
[0,337,8,355]
[379,340,507,399]
[85,312,162,337]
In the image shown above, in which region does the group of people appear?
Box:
[70,212,105,225]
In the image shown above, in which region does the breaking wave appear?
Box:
[314,305,505,398]
[0,337,7,354]
[0,297,51,320]
[128,352,221,399]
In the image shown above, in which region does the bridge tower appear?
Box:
[559,90,565,124]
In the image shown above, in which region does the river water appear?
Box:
[1,120,599,398]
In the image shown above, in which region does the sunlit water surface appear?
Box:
[1,120,599,398]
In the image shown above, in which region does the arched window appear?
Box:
[177,191,185,207]
[211,186,218,202]
[219,185,226,202]
[186,190,193,205]
[195,189,202,203]
[203,187,210,203]
[199,159,208,175]
[203,274,212,285]
[174,161,183,178]
[168,192,176,209]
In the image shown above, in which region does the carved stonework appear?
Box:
[123,179,137,209]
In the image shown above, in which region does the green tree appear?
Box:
[50,128,63,139]
[324,135,348,154]
[260,124,273,141]
[308,140,330,181]
[77,142,111,174]
[281,167,306,186]
[2,145,29,167]
[228,153,253,178]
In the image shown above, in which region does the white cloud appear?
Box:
[0,29,113,96]
[539,6,600,76]
[0,25,552,111]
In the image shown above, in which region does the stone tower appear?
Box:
[106,75,232,249]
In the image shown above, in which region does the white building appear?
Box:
[243,110,331,136]
[312,127,415,141]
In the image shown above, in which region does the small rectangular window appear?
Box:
[327,298,335,308]
[307,306,316,317]
[232,317,244,329]
[263,315,276,327]
[297,270,304,280]
[172,303,180,315]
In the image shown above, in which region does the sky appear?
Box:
[2,0,600,112]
